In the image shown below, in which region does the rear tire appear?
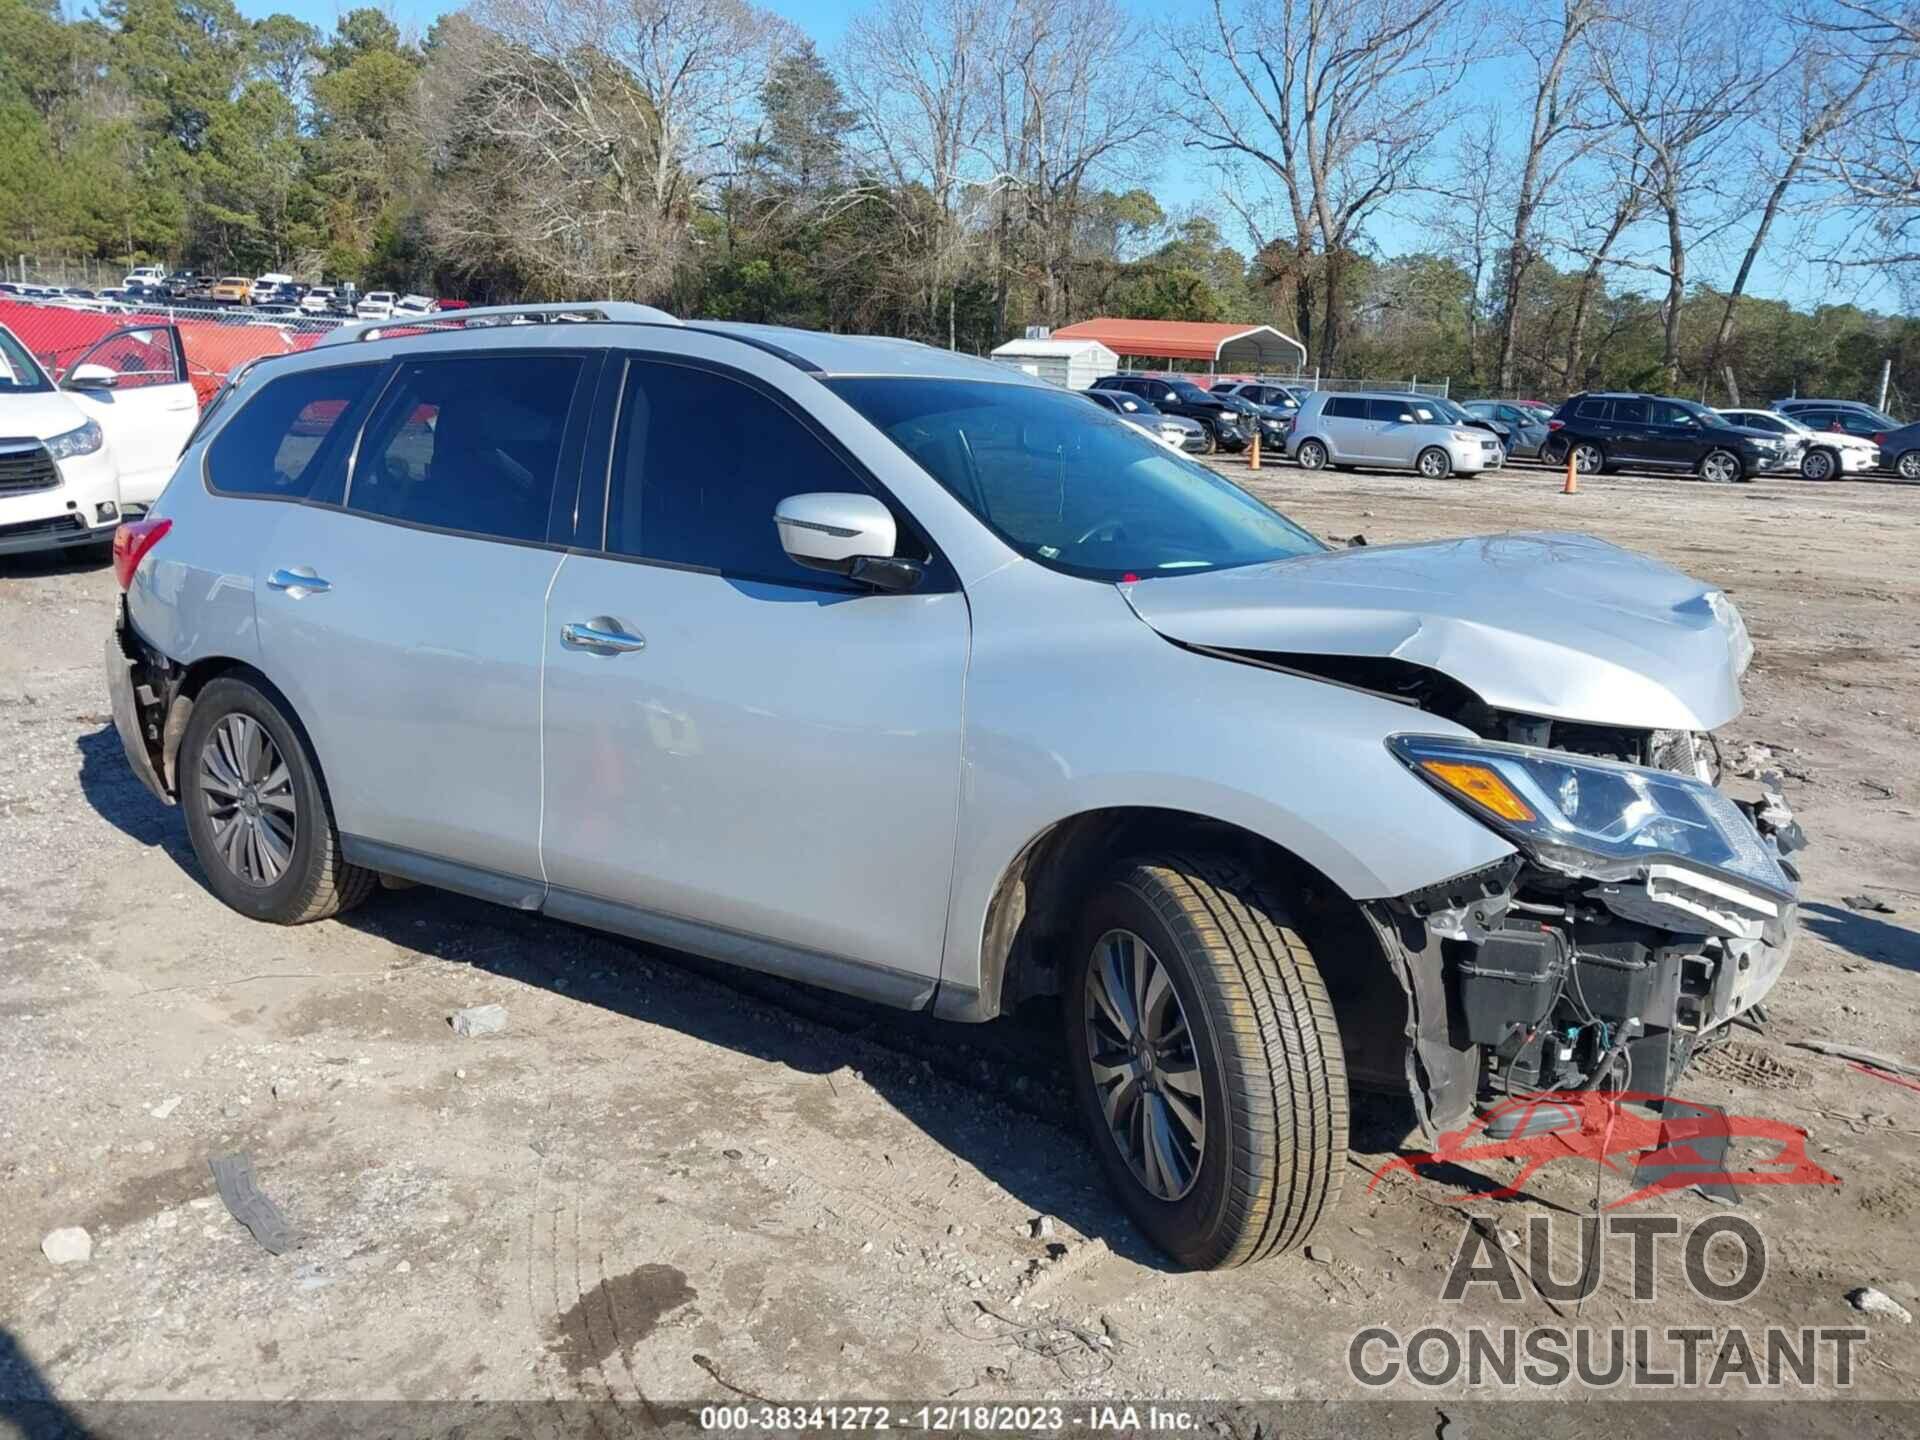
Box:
[1295,439,1328,471]
[1064,854,1347,1269]
[179,676,375,924]
[1899,450,1920,481]
[1571,442,1604,473]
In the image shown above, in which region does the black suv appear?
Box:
[1545,392,1789,483]
[1092,374,1248,453]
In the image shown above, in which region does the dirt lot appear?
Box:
[3,459,1918,1428]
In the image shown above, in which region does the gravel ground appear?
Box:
[2,458,1918,1430]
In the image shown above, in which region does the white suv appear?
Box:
[104,304,1801,1268]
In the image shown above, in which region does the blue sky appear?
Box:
[219,0,1893,315]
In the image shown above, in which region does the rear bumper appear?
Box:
[106,611,173,806]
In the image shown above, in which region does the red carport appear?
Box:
[1051,318,1306,372]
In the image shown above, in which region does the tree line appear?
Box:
[1,0,1915,407]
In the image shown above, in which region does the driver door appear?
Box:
[60,325,198,507]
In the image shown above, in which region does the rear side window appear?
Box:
[1575,398,1609,420]
[348,354,583,544]
[206,364,382,499]
[1367,397,1414,422]
[1613,399,1649,424]
[1325,396,1367,419]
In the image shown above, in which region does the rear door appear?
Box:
[1321,395,1378,460]
[60,324,199,506]
[1602,397,1651,463]
[256,347,597,890]
[538,350,969,997]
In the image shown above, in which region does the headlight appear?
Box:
[1388,735,1790,897]
[44,418,104,461]
[1451,430,1478,443]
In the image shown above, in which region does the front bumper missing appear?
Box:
[1374,788,1803,1135]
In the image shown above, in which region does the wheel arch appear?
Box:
[947,806,1413,1092]
[158,656,324,800]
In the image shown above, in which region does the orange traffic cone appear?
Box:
[1562,448,1578,495]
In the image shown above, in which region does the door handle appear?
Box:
[267,567,331,596]
[562,618,646,654]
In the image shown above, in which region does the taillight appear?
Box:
[112,517,171,591]
[1546,419,1564,431]
[1872,432,1885,445]
[1287,414,1299,433]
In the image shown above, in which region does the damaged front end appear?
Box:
[1359,732,1804,1136]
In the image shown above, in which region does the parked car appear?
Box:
[212,277,252,305]
[356,291,399,320]
[250,273,295,305]
[1715,407,1876,481]
[1287,390,1501,477]
[1421,396,1511,460]
[1208,390,1291,451]
[1461,400,1551,459]
[1091,374,1249,453]
[300,287,340,317]
[1544,393,1790,482]
[0,320,199,557]
[102,302,1802,1270]
[1870,418,1920,480]
[1084,387,1209,452]
[122,266,166,289]
[1771,400,1909,476]
[393,294,440,317]
[1211,381,1302,415]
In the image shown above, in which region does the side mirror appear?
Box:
[774,492,919,593]
[68,363,118,390]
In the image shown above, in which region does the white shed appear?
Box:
[988,337,1119,390]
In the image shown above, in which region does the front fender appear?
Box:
[936,566,1515,1009]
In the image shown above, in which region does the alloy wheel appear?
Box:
[198,713,297,887]
[1702,450,1739,484]
[1572,443,1604,473]
[1418,448,1449,478]
[1900,451,1920,481]
[1083,929,1205,1202]
[1801,449,1833,481]
[1298,440,1327,470]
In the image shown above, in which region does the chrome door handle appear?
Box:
[266,567,331,595]
[562,619,646,654]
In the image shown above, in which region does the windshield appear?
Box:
[1166,380,1218,405]
[0,327,52,393]
[827,378,1325,581]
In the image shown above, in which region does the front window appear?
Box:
[0,327,53,393]
[826,378,1324,582]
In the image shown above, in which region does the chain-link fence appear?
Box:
[0,296,346,405]
[1120,366,1451,397]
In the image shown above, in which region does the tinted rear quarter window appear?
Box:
[348,353,583,543]
[1324,396,1367,419]
[1613,399,1649,424]
[1575,398,1609,420]
[206,364,383,499]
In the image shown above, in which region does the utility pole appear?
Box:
[1878,359,1892,414]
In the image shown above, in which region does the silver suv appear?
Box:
[1287,390,1501,476]
[106,304,1803,1269]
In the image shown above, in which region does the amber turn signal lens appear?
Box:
[1418,759,1536,822]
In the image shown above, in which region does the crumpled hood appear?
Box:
[1122,532,1748,731]
[0,390,87,442]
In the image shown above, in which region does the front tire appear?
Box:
[1065,855,1347,1269]
[1295,439,1328,471]
[179,676,375,924]
[1800,447,1837,481]
[1700,449,1742,484]
[1416,446,1452,479]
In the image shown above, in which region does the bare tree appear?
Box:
[981,0,1160,331]
[1161,0,1471,372]
[1811,0,1920,273]
[421,0,788,300]
[1590,0,1783,390]
[839,0,1000,344]
[1491,0,1610,393]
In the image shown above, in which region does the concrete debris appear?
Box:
[1304,1244,1333,1264]
[149,1096,182,1120]
[41,1227,93,1265]
[1029,1215,1057,1241]
[1847,1287,1912,1324]
[1841,894,1897,914]
[449,1004,508,1038]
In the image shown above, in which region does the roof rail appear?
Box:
[317,301,679,346]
